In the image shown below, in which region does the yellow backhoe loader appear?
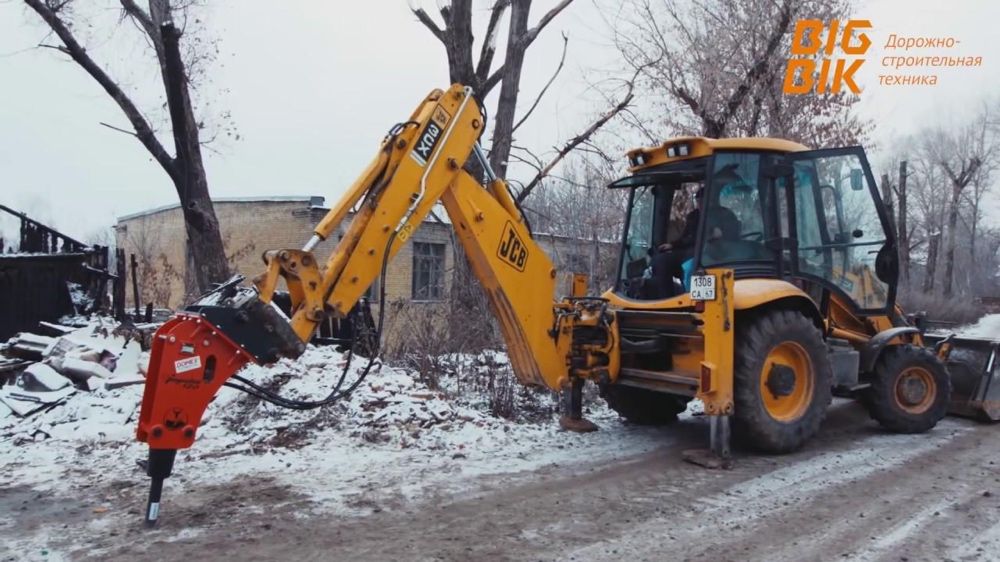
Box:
[133,84,995,526]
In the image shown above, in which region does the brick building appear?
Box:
[115,196,616,347]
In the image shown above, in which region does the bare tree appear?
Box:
[413,0,572,177]
[525,156,628,291]
[24,0,229,294]
[889,105,999,302]
[940,144,984,297]
[614,0,868,146]
[412,0,634,197]
[411,0,638,353]
[878,157,914,287]
[908,139,948,293]
[962,104,1000,283]
[896,160,911,285]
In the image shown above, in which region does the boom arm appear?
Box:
[252,84,574,387]
[134,84,618,525]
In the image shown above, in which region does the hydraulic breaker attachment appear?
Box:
[926,334,1000,421]
[136,277,305,526]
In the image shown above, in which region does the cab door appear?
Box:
[785,147,897,314]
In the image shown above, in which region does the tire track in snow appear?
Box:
[562,420,972,561]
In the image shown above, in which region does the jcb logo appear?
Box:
[783,19,871,95]
[498,222,528,272]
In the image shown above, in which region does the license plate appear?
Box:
[690,275,716,301]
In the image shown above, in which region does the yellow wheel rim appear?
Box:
[759,341,814,422]
[893,366,936,415]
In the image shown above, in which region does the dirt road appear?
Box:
[4,400,999,561]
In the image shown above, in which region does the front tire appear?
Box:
[733,309,833,453]
[862,345,950,433]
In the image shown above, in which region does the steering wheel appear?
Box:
[740,231,764,241]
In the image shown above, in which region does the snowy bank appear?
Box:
[1,335,670,519]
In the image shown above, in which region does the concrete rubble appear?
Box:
[0,316,148,418]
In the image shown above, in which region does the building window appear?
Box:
[363,277,380,300]
[412,242,445,301]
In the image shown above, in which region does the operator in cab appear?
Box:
[650,169,744,297]
[650,187,703,298]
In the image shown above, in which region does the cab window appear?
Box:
[791,151,891,310]
[700,153,775,266]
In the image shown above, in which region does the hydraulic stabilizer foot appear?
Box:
[559,377,598,433]
[144,448,177,528]
[710,414,731,458]
[682,415,733,469]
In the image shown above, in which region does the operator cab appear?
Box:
[609,137,898,315]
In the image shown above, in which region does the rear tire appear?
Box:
[733,309,833,453]
[862,345,950,433]
[599,385,690,425]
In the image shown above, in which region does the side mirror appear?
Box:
[850,169,864,191]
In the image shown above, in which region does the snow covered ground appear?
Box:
[954,313,1000,338]
[2,314,998,560]
[3,314,997,513]
[0,338,673,521]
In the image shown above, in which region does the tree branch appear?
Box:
[24,0,176,178]
[100,121,139,137]
[411,5,445,43]
[475,0,510,84]
[516,85,635,203]
[119,0,157,39]
[511,32,567,134]
[483,64,504,95]
[37,43,69,54]
[718,0,793,129]
[521,0,574,47]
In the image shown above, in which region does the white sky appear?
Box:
[0,0,997,242]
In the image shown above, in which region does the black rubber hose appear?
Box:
[226,231,395,410]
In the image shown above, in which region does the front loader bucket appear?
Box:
[925,334,1000,421]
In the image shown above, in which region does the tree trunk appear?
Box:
[442,1,477,87]
[26,0,231,297]
[154,11,229,293]
[943,182,961,297]
[489,0,531,178]
[897,161,909,285]
[923,230,940,293]
[880,173,896,236]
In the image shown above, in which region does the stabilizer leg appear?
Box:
[682,414,733,469]
[559,377,599,433]
[710,414,731,458]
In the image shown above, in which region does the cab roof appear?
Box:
[626,136,810,172]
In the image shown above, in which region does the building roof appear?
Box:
[116,196,325,222]
[115,196,460,229]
